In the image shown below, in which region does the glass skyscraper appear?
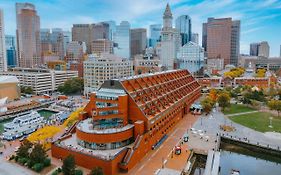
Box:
[175,15,192,46]
[5,35,17,67]
[114,21,130,59]
[149,24,161,48]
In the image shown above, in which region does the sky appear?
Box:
[0,0,281,56]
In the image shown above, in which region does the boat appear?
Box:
[4,111,45,131]
[230,169,240,175]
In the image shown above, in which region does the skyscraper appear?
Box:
[103,21,116,41]
[50,28,64,59]
[149,24,162,48]
[250,41,270,58]
[250,43,259,56]
[16,3,41,68]
[202,17,240,66]
[114,21,130,59]
[130,28,147,57]
[91,22,109,41]
[5,35,17,67]
[159,3,181,70]
[72,23,109,54]
[72,24,91,53]
[258,41,269,58]
[176,15,192,46]
[63,31,71,56]
[191,33,199,44]
[0,9,7,71]
[280,45,281,57]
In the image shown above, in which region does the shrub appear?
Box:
[43,158,51,167]
[27,159,34,168]
[15,156,19,162]
[51,170,59,175]
[57,167,62,173]
[32,163,44,172]
[75,169,83,175]
[18,157,28,165]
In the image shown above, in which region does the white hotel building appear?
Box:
[83,53,133,94]
[0,68,78,94]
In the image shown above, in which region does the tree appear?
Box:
[218,92,231,111]
[268,100,281,117]
[29,143,47,165]
[62,155,76,175]
[17,140,33,158]
[90,167,103,175]
[58,77,84,95]
[201,96,215,114]
[20,86,34,94]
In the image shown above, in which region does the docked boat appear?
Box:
[3,111,45,131]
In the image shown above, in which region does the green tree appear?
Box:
[20,86,34,94]
[90,167,103,175]
[17,140,33,158]
[201,96,215,114]
[62,155,76,175]
[29,143,47,165]
[268,100,281,117]
[58,78,84,95]
[218,92,231,111]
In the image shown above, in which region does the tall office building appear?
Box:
[149,24,162,48]
[0,9,7,71]
[250,41,269,58]
[130,28,147,57]
[258,41,269,58]
[159,3,181,70]
[103,21,116,41]
[250,43,259,56]
[72,24,91,53]
[50,28,64,59]
[92,22,109,41]
[114,21,130,59]
[72,23,109,54]
[63,31,71,56]
[191,33,199,44]
[280,45,281,57]
[91,39,113,56]
[16,3,41,68]
[176,15,192,46]
[40,28,64,59]
[5,35,17,67]
[202,17,240,66]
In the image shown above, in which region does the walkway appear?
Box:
[225,110,259,117]
[192,110,281,150]
[122,114,199,175]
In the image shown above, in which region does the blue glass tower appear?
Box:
[114,21,130,59]
[175,15,192,46]
[149,24,162,48]
[5,35,17,67]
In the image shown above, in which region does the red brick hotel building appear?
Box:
[51,69,201,175]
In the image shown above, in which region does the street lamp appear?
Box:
[269,117,273,128]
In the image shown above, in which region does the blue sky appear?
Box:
[1,0,281,56]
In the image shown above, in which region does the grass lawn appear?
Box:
[223,104,256,115]
[229,112,281,133]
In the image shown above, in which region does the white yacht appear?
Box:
[4,111,45,131]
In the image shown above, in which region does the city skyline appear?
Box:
[0,0,280,56]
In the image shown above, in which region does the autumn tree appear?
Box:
[268,100,281,117]
[201,96,215,114]
[218,92,231,111]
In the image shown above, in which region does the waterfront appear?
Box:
[220,149,281,175]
